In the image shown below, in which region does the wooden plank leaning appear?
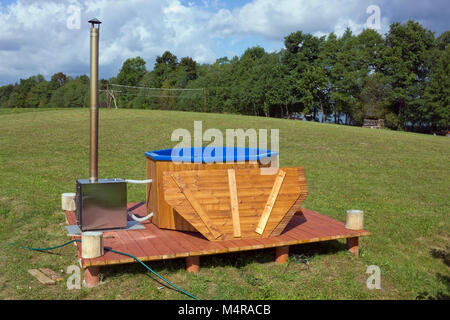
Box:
[255,169,286,235]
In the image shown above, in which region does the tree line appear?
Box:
[0,20,448,133]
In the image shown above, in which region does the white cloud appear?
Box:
[207,0,388,39]
[1,0,446,85]
[0,0,216,84]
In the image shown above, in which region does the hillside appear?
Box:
[0,108,448,299]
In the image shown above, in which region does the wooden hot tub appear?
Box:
[145,147,278,232]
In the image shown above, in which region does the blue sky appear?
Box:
[0,0,448,85]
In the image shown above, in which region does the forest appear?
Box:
[0,20,448,133]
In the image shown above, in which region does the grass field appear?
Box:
[0,108,448,300]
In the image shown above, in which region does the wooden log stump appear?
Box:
[347,237,359,256]
[186,256,200,274]
[81,231,104,259]
[275,245,289,264]
[345,210,364,230]
[61,193,76,211]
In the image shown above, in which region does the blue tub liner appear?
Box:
[145,147,277,163]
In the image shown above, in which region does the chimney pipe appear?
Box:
[88,19,101,182]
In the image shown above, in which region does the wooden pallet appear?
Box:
[162,167,308,240]
[64,202,370,269]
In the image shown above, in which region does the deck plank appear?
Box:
[133,228,165,261]
[66,202,370,267]
[115,230,149,261]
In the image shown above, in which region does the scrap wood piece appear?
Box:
[39,268,63,282]
[28,269,55,285]
[255,169,286,235]
[227,169,241,238]
[171,174,223,240]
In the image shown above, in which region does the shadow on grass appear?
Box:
[416,246,450,300]
[96,239,349,297]
[430,247,450,267]
[289,239,348,257]
[196,240,348,270]
[101,239,348,277]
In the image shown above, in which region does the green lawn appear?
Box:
[0,108,448,300]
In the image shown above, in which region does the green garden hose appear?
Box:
[9,239,79,252]
[9,239,200,300]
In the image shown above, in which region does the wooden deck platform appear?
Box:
[65,202,370,276]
